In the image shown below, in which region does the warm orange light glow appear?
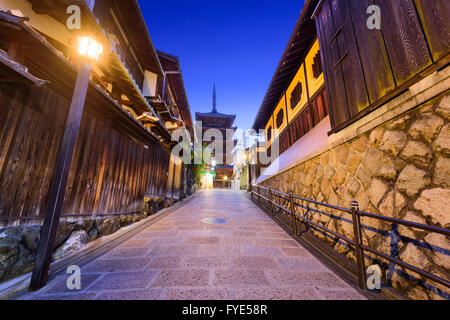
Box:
[77,37,103,60]
[223,176,228,180]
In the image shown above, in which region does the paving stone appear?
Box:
[276,257,330,272]
[25,292,98,300]
[87,271,160,290]
[316,289,367,300]
[184,236,221,244]
[268,271,348,288]
[183,256,229,268]
[135,230,179,239]
[120,239,150,247]
[102,247,149,259]
[82,258,152,272]
[197,245,240,256]
[151,269,210,287]
[144,237,182,246]
[164,288,232,300]
[241,246,284,256]
[95,288,164,300]
[42,273,103,294]
[280,247,312,257]
[149,245,199,256]
[236,288,321,300]
[253,238,300,247]
[257,231,292,239]
[146,256,182,269]
[231,256,279,269]
[214,269,269,286]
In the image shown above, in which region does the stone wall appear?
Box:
[0,195,173,283]
[260,93,450,299]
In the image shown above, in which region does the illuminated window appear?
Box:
[276,109,284,128]
[267,125,272,141]
[290,82,302,110]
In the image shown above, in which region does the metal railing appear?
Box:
[250,185,450,292]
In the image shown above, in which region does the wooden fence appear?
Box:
[0,83,171,227]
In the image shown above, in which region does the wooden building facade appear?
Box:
[0,0,193,227]
[313,0,449,133]
[253,0,449,173]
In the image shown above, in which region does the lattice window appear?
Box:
[312,51,322,79]
[276,109,284,128]
[290,82,302,110]
[267,125,272,141]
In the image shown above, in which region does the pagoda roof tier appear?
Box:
[195,111,236,129]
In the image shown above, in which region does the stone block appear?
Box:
[356,167,371,190]
[98,217,120,236]
[344,176,360,197]
[346,151,362,175]
[409,115,444,143]
[401,140,433,167]
[53,230,88,260]
[436,94,450,120]
[369,126,385,147]
[380,130,407,157]
[368,178,388,207]
[433,155,450,188]
[434,123,450,155]
[351,134,368,153]
[398,211,427,240]
[379,191,406,217]
[414,188,450,227]
[396,164,430,197]
[55,221,75,248]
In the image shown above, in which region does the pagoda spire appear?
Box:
[212,84,217,113]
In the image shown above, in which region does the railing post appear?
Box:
[269,188,274,216]
[257,186,260,203]
[351,201,366,290]
[289,190,298,236]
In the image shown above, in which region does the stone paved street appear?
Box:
[21,190,366,300]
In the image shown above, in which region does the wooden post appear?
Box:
[30,62,92,291]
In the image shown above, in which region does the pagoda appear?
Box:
[195,85,236,189]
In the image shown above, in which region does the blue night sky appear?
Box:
[139,0,305,130]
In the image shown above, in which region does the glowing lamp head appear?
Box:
[77,37,103,60]
[223,176,228,181]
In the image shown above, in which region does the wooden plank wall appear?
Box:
[0,83,170,226]
[315,0,450,132]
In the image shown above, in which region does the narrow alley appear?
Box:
[21,190,366,300]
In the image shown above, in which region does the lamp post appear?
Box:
[29,37,102,291]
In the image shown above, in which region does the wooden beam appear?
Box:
[29,62,92,290]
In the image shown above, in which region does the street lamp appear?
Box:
[77,36,103,60]
[30,36,102,291]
